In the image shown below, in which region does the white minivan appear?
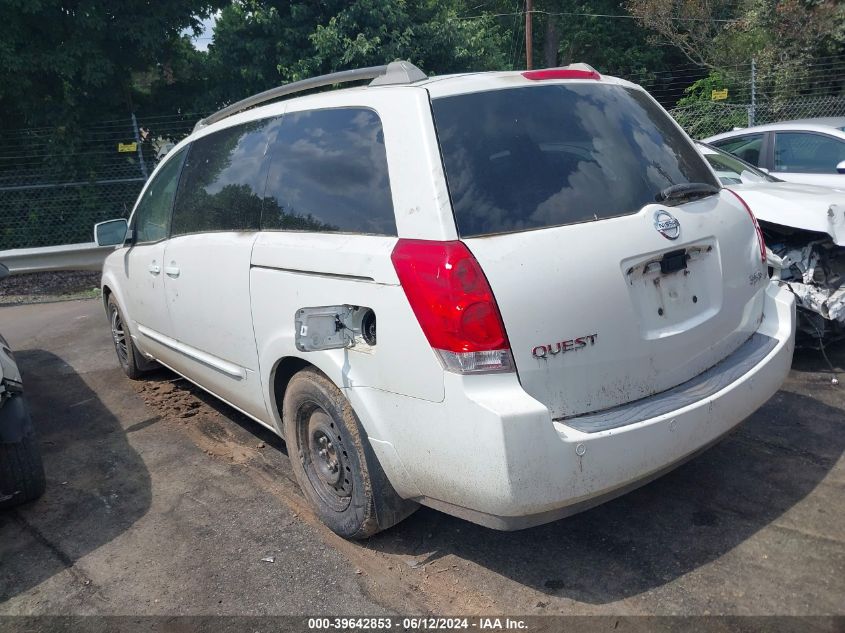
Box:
[97,62,796,538]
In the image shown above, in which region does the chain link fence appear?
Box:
[1,85,843,251]
[668,95,845,140]
[0,114,199,250]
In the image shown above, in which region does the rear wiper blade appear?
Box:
[655,182,720,206]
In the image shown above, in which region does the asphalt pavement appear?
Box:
[0,298,843,616]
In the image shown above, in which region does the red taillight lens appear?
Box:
[726,189,766,263]
[522,68,601,81]
[391,239,513,373]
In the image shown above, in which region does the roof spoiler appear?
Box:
[193,61,426,132]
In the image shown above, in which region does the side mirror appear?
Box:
[0,263,9,282]
[758,167,770,174]
[837,160,845,175]
[94,218,129,247]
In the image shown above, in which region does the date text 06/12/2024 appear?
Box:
[307,618,528,630]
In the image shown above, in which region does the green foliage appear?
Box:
[670,70,749,138]
[677,71,740,106]
[626,0,844,86]
[190,0,508,109]
[538,0,683,77]
[670,102,749,139]
[0,0,842,250]
[298,0,508,78]
[0,0,221,129]
[1,0,840,129]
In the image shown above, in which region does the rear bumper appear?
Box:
[349,282,796,530]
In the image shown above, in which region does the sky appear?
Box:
[183,13,218,52]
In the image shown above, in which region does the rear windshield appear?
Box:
[432,84,718,237]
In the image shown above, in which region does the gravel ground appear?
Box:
[0,271,101,305]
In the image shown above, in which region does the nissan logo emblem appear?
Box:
[653,209,680,240]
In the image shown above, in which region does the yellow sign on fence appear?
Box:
[711,89,729,101]
[118,142,138,153]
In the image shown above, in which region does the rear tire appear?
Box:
[107,295,154,379]
[282,367,416,539]
[0,422,46,509]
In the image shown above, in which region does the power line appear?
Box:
[456,9,739,23]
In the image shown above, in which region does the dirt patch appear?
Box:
[134,377,259,465]
[131,370,499,614]
[0,270,101,305]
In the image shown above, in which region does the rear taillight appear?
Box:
[726,189,766,264]
[391,239,514,374]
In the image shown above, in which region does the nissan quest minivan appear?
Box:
[96,62,796,538]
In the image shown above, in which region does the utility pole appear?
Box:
[525,0,533,70]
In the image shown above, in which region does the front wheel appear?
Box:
[282,367,416,539]
[107,296,154,380]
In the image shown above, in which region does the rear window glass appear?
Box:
[262,108,396,235]
[432,84,718,237]
[172,117,282,236]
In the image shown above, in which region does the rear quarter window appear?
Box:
[261,108,396,235]
[171,117,282,236]
[432,84,718,237]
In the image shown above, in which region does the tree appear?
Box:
[529,0,686,78]
[297,0,508,79]
[199,1,340,108]
[195,0,509,109]
[624,0,845,76]
[623,0,740,68]
[671,71,750,137]
[742,0,845,103]
[0,0,222,129]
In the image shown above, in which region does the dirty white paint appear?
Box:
[99,70,798,529]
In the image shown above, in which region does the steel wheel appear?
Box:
[283,367,417,538]
[110,306,128,367]
[296,402,352,512]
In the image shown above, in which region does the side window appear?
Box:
[712,133,764,165]
[171,117,283,236]
[132,147,187,244]
[262,108,396,235]
[774,132,845,173]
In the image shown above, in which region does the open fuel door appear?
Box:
[295,305,376,352]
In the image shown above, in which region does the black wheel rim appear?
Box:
[296,402,352,512]
[110,307,128,367]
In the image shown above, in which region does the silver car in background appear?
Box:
[704,117,845,189]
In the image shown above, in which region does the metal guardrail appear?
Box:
[0,242,113,275]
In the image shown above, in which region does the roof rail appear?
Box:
[194,61,426,132]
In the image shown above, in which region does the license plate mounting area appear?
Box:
[660,248,688,275]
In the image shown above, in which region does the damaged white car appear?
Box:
[697,141,845,340]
